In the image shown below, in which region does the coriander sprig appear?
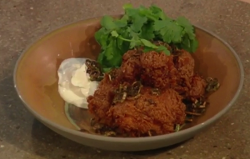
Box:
[95,4,198,72]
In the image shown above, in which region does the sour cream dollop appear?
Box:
[57,58,99,109]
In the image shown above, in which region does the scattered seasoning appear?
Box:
[148,131,152,136]
[86,59,104,81]
[127,81,142,99]
[151,88,161,95]
[104,131,117,137]
[113,84,128,104]
[180,77,220,129]
[185,111,202,116]
[113,81,142,104]
[175,124,186,132]
[175,124,180,132]
[90,118,117,136]
[90,118,103,131]
[185,118,193,122]
[107,69,118,81]
[206,77,220,92]
[184,97,208,123]
[108,74,112,81]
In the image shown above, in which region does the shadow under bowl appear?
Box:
[13,16,244,151]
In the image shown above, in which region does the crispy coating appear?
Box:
[88,85,186,137]
[188,75,207,100]
[140,51,179,88]
[87,48,207,137]
[174,50,195,79]
[107,88,185,136]
[173,50,207,99]
[87,75,115,123]
[120,50,141,82]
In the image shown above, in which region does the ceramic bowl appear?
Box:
[13,16,244,151]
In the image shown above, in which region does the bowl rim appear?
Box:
[13,16,244,143]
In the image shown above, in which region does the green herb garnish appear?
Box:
[175,124,186,132]
[95,4,198,72]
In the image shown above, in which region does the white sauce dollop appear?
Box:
[57,58,99,109]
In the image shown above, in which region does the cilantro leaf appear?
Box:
[190,39,198,53]
[148,5,168,20]
[181,35,191,50]
[143,46,154,53]
[154,19,183,43]
[176,17,195,39]
[103,38,122,67]
[179,35,198,53]
[140,22,155,40]
[129,35,141,49]
[125,7,148,32]
[97,51,105,66]
[100,16,117,30]
[114,18,128,28]
[116,28,130,52]
[95,28,110,49]
[139,5,168,21]
[157,45,170,55]
[140,39,158,49]
[104,39,116,60]
[111,30,119,37]
[153,19,171,31]
[95,4,199,71]
[103,67,112,73]
[100,15,128,30]
[143,45,170,55]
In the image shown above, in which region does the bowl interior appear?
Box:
[15,17,242,135]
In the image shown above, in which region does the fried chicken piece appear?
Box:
[87,74,116,123]
[122,49,141,61]
[174,50,195,79]
[89,86,186,137]
[188,75,207,100]
[140,51,179,89]
[120,50,141,82]
[87,47,207,137]
[172,50,206,99]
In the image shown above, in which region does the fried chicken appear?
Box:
[88,84,186,137]
[140,51,179,89]
[87,48,207,137]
